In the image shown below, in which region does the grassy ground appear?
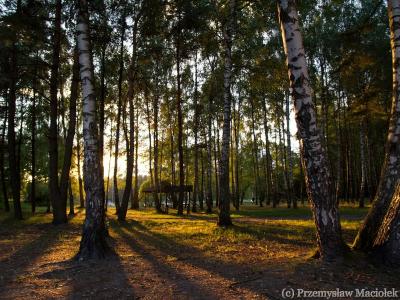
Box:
[0,203,399,299]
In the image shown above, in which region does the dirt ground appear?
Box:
[0,207,399,299]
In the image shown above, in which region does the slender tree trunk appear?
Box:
[119,16,139,221]
[132,104,140,209]
[8,2,22,220]
[277,0,346,260]
[99,43,106,202]
[69,178,75,216]
[76,119,84,208]
[358,119,367,208]
[206,96,213,213]
[152,92,161,213]
[30,55,38,214]
[113,19,126,215]
[213,122,220,207]
[285,93,295,208]
[192,52,199,213]
[176,31,185,216]
[0,109,9,212]
[105,120,113,210]
[76,0,108,260]
[250,97,261,207]
[353,0,400,252]
[233,94,241,210]
[218,0,236,226]
[262,99,273,206]
[49,0,65,224]
[59,46,79,216]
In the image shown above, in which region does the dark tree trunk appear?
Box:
[206,96,213,213]
[49,0,65,224]
[59,46,79,217]
[192,52,199,213]
[0,108,9,212]
[278,0,346,260]
[69,178,75,216]
[176,34,185,216]
[262,99,273,206]
[119,15,140,221]
[132,104,140,209]
[8,27,22,220]
[76,122,84,208]
[113,18,126,215]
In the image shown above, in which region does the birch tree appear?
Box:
[76,0,108,260]
[277,0,346,260]
[353,0,400,252]
[218,0,236,226]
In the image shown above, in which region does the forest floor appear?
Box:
[0,204,399,300]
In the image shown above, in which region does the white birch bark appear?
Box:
[370,0,400,265]
[76,0,107,260]
[354,0,400,251]
[277,0,345,260]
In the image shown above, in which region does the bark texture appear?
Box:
[76,0,108,260]
[353,0,400,251]
[277,0,346,260]
[49,0,65,224]
[218,0,236,226]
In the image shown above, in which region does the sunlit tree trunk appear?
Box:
[218,0,236,226]
[76,0,108,260]
[353,0,400,252]
[277,0,346,260]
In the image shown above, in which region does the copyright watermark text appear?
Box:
[281,288,399,299]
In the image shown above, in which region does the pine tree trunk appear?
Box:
[285,93,295,208]
[69,178,75,216]
[152,93,161,212]
[358,119,367,208]
[206,96,213,213]
[119,16,139,220]
[132,104,140,209]
[0,109,9,212]
[49,0,65,224]
[192,52,199,213]
[262,99,273,206]
[113,19,126,215]
[76,121,85,208]
[176,34,185,216]
[353,0,400,251]
[59,46,78,215]
[218,0,236,226]
[8,8,22,220]
[277,0,346,260]
[76,0,108,260]
[30,55,38,214]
